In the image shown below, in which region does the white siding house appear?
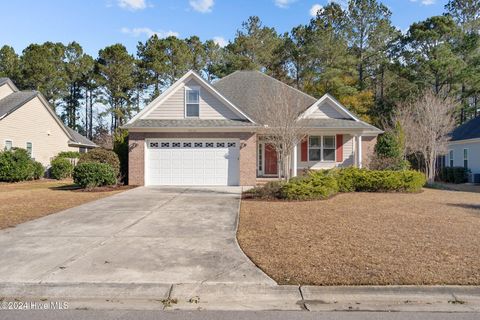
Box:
[0,78,96,166]
[447,117,480,182]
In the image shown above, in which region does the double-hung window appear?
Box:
[308,135,336,162]
[308,136,321,161]
[185,88,200,117]
[4,140,12,151]
[26,142,32,157]
[449,150,454,167]
[463,148,468,169]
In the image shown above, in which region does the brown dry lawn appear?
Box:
[238,188,480,285]
[0,179,130,229]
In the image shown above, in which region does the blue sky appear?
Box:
[0,0,449,56]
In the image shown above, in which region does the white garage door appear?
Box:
[146,140,240,186]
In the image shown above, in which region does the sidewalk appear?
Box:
[0,283,479,312]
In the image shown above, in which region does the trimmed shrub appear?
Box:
[78,148,120,177]
[56,151,81,159]
[438,167,469,184]
[50,157,74,180]
[279,171,339,200]
[0,148,37,182]
[247,167,426,201]
[73,162,117,189]
[31,161,45,180]
[332,167,426,193]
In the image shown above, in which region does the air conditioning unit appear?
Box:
[474,174,480,185]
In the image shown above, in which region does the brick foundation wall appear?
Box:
[362,136,377,168]
[128,131,257,186]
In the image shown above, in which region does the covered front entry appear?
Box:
[258,142,278,176]
[145,139,240,186]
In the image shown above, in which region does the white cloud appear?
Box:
[189,0,214,13]
[309,4,323,17]
[274,0,296,8]
[117,0,147,10]
[121,27,179,38]
[410,0,436,5]
[213,36,228,47]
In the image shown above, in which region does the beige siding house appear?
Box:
[0,78,96,166]
[123,70,382,186]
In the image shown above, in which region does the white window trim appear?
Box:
[184,86,200,118]
[449,150,454,167]
[463,148,469,169]
[4,139,12,151]
[308,135,336,162]
[26,142,33,157]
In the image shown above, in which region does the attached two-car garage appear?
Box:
[145,139,240,186]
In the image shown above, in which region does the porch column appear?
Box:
[356,135,363,168]
[292,143,298,177]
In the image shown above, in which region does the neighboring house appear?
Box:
[447,116,480,181]
[0,78,96,166]
[123,70,382,186]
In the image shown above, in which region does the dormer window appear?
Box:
[185,88,200,117]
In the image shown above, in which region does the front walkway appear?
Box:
[0,186,274,285]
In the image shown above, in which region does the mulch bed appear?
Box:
[237,188,480,285]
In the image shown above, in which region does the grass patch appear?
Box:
[0,179,131,229]
[238,188,480,285]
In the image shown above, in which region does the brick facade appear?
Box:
[362,135,377,168]
[128,131,257,186]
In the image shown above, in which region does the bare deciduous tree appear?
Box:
[394,90,457,183]
[251,83,310,180]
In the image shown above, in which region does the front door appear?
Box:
[264,144,278,175]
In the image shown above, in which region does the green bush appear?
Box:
[50,157,74,180]
[31,161,45,179]
[73,162,117,189]
[332,167,426,193]
[0,148,38,182]
[113,129,128,183]
[438,167,469,184]
[279,171,339,200]
[248,167,426,201]
[56,151,81,159]
[375,131,402,159]
[78,148,120,177]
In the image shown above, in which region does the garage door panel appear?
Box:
[146,140,240,186]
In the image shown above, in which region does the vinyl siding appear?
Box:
[145,78,242,120]
[308,100,348,119]
[0,96,77,166]
[297,134,355,169]
[447,141,480,179]
[0,83,14,100]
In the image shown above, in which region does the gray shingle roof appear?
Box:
[123,119,259,129]
[303,118,383,132]
[66,127,97,147]
[451,117,480,141]
[213,70,317,123]
[0,84,96,148]
[0,91,37,118]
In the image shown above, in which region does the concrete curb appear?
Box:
[0,283,479,312]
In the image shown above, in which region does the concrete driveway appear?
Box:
[0,187,274,285]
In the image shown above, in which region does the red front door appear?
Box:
[264,144,278,175]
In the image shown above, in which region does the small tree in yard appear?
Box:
[251,83,310,180]
[394,90,457,183]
